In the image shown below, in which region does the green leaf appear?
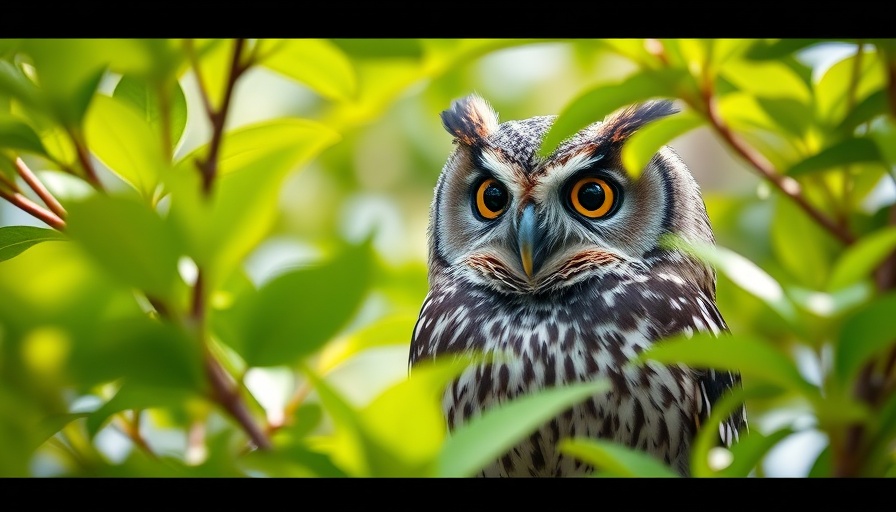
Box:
[437,379,610,477]
[258,39,357,102]
[770,196,836,290]
[0,226,67,263]
[84,94,168,198]
[621,110,702,178]
[166,118,340,291]
[756,97,813,138]
[638,332,817,397]
[835,292,896,385]
[722,59,811,103]
[318,312,419,373]
[233,241,372,368]
[715,427,795,477]
[113,74,187,156]
[787,137,883,177]
[85,383,199,439]
[0,116,47,155]
[559,438,679,477]
[65,194,183,301]
[330,38,424,60]
[71,316,205,392]
[836,89,888,134]
[744,39,827,60]
[358,363,452,476]
[828,227,896,291]
[663,235,801,328]
[814,47,886,127]
[689,383,784,477]
[787,282,873,318]
[538,68,687,157]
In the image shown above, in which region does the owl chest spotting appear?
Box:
[412,269,709,476]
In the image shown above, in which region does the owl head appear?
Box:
[427,93,716,297]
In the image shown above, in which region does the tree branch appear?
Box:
[15,157,66,219]
[702,93,856,245]
[0,187,66,230]
[191,38,250,196]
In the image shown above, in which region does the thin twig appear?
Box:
[69,130,104,191]
[205,354,271,450]
[192,38,249,196]
[15,157,66,219]
[0,188,66,230]
[702,93,856,245]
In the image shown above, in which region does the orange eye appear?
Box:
[570,176,616,218]
[475,178,509,220]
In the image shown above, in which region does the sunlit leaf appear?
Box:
[715,427,795,477]
[662,235,801,328]
[638,332,817,397]
[560,438,679,477]
[166,118,340,291]
[787,137,883,176]
[65,194,183,301]
[815,47,886,127]
[538,68,687,157]
[690,383,782,477]
[359,365,450,476]
[85,94,168,198]
[34,412,90,451]
[835,292,896,385]
[621,110,702,178]
[828,227,896,291]
[722,59,812,103]
[787,282,873,318]
[0,226,66,262]
[438,379,610,477]
[317,312,418,373]
[756,97,813,138]
[113,74,187,156]
[232,241,372,368]
[258,39,357,101]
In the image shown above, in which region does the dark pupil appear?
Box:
[483,184,507,212]
[578,182,605,211]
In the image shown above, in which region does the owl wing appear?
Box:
[685,291,748,448]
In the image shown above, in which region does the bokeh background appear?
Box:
[2,39,891,477]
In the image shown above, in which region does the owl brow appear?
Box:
[536,152,606,192]
[475,146,526,188]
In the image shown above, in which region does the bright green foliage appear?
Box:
[0,38,894,478]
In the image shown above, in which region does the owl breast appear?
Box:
[411,258,724,476]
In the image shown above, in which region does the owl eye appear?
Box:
[474,177,509,220]
[569,176,617,218]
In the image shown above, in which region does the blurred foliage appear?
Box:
[0,38,895,478]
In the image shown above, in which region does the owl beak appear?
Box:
[518,204,539,279]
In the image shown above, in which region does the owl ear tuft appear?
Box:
[602,100,679,144]
[440,93,499,146]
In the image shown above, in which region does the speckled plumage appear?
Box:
[410,94,747,477]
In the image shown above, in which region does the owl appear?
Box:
[409,93,747,477]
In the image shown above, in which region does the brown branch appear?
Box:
[69,129,104,192]
[0,188,66,230]
[205,354,271,450]
[15,157,66,219]
[192,38,250,196]
[702,93,856,245]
